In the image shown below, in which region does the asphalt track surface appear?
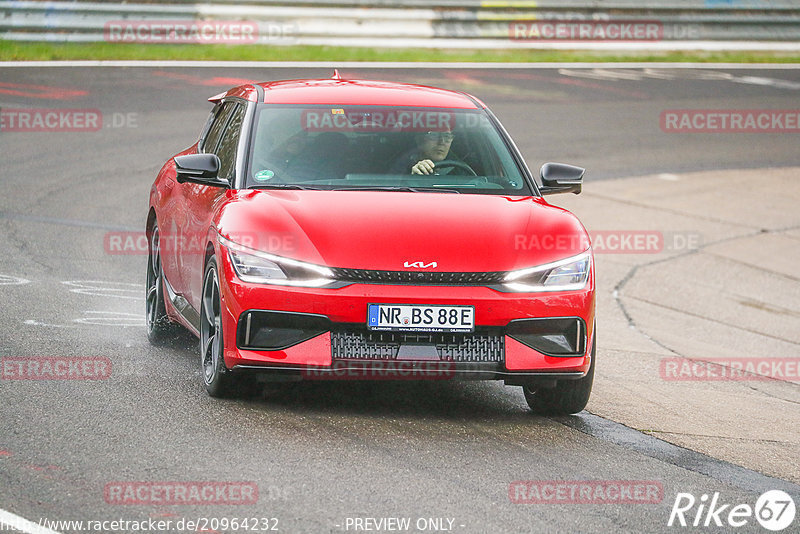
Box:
[1,65,799,534]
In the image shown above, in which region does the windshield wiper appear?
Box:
[416,187,461,194]
[333,186,461,194]
[249,184,323,190]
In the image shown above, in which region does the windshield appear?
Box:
[247,105,532,195]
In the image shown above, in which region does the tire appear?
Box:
[200,256,239,397]
[523,330,596,415]
[146,224,178,345]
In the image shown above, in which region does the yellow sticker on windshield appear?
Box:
[331,109,344,114]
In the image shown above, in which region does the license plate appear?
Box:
[367,304,475,333]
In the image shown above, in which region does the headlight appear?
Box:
[218,234,334,287]
[503,250,591,292]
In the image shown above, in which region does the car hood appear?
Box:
[215,190,589,272]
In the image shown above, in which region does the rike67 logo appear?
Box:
[668,490,796,531]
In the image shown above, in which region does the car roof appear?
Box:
[214,78,485,109]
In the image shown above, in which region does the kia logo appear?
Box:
[403,261,437,269]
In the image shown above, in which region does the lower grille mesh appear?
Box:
[331,329,504,362]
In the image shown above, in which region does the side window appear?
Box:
[201,102,235,154]
[213,103,246,182]
[197,108,217,151]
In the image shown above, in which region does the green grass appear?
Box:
[1,41,799,63]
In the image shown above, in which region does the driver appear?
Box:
[268,130,310,172]
[390,128,462,175]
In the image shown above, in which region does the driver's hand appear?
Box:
[411,159,435,175]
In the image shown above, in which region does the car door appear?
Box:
[182,99,247,313]
[161,100,233,304]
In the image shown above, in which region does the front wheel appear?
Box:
[146,224,178,344]
[523,331,596,415]
[200,256,239,397]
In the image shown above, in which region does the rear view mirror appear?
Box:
[175,154,228,187]
[539,162,584,195]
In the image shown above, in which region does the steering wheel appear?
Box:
[433,159,477,176]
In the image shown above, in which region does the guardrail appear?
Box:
[1,0,799,48]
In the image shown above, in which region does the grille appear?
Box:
[331,329,504,362]
[332,268,505,285]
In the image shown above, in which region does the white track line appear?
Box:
[0,61,799,69]
[0,508,62,534]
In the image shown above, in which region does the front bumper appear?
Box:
[217,250,595,380]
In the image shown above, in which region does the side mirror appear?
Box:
[539,162,584,195]
[175,154,228,187]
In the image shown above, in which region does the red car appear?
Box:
[146,75,595,414]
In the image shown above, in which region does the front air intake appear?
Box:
[506,317,586,357]
[237,310,330,350]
